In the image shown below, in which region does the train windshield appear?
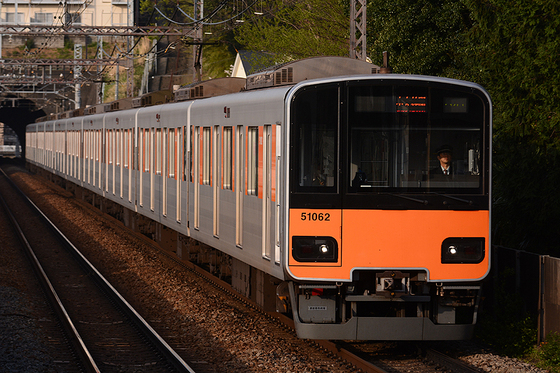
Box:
[290,80,489,208]
[348,83,486,192]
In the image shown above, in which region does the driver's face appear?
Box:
[438,152,451,165]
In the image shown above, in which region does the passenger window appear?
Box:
[223,127,233,190]
[247,127,259,196]
[202,127,211,185]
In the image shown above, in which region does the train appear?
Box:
[0,145,22,157]
[25,56,491,340]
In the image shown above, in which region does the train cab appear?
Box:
[284,76,491,340]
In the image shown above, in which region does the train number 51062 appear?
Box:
[300,212,330,221]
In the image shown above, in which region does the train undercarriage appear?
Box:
[283,272,482,340]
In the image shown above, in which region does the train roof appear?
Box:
[32,57,382,123]
[246,56,380,90]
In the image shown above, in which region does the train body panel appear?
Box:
[80,114,104,193]
[136,104,171,226]
[26,57,492,341]
[187,88,289,280]
[288,209,489,282]
[103,110,137,210]
[66,117,83,184]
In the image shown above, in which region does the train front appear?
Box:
[283,76,491,340]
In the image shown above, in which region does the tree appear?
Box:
[367,0,473,76]
[465,0,560,253]
[234,0,350,61]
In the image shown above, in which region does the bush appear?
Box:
[541,332,560,367]
[477,314,537,357]
[25,39,35,50]
[64,37,74,50]
[476,268,537,356]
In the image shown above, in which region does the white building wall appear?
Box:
[0,0,130,27]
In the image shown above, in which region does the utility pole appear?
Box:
[97,36,104,104]
[126,0,134,97]
[193,0,203,82]
[74,44,82,108]
[350,0,367,61]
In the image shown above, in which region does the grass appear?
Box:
[527,332,560,372]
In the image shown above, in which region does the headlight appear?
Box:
[292,236,338,262]
[441,237,485,263]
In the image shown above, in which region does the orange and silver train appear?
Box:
[26,56,491,340]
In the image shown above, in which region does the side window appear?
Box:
[202,127,211,185]
[169,128,175,178]
[155,128,162,175]
[247,127,259,196]
[223,127,233,190]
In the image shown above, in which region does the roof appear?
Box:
[231,51,277,78]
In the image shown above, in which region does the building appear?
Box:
[231,51,277,78]
[0,0,133,47]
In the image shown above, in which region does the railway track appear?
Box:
[0,167,196,373]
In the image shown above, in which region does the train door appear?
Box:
[235,125,244,246]
[262,125,272,259]
[98,128,103,191]
[124,128,131,202]
[186,125,192,235]
[93,129,98,187]
[84,129,89,184]
[193,126,200,229]
[111,129,115,195]
[174,127,181,223]
[213,125,220,237]
[162,127,168,217]
[287,83,342,268]
[118,128,123,198]
[274,124,281,264]
[150,127,156,212]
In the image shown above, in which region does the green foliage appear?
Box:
[234,0,349,61]
[540,332,560,367]
[24,39,35,50]
[202,35,239,78]
[64,37,74,50]
[464,0,560,254]
[368,0,473,76]
[476,268,537,356]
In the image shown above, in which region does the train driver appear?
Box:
[430,145,453,177]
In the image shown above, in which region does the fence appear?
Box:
[541,256,560,342]
[489,246,560,342]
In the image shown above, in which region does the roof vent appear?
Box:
[174,77,245,101]
[246,56,380,90]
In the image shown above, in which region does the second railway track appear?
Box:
[0,167,196,373]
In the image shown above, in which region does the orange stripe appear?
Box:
[288,209,490,281]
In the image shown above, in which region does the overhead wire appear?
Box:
[156,0,260,26]
[5,0,254,98]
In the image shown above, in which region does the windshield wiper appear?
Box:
[428,192,473,205]
[381,193,428,205]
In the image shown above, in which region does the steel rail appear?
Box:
[0,171,100,373]
[0,168,197,373]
